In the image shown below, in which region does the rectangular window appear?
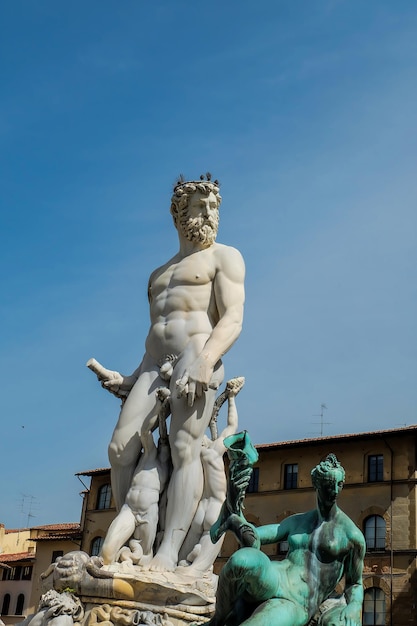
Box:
[51,551,64,563]
[2,568,11,581]
[4,566,22,581]
[22,566,33,581]
[365,515,386,551]
[368,455,384,482]
[284,464,298,489]
[246,468,259,493]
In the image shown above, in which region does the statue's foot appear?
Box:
[175,564,194,578]
[175,564,207,580]
[186,543,201,562]
[149,553,176,572]
[198,619,217,626]
[138,553,153,568]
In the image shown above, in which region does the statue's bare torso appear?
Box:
[146,243,230,363]
[276,509,361,613]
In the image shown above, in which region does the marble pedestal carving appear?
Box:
[37,552,215,626]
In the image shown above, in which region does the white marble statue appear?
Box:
[101,389,171,566]
[177,377,244,577]
[88,175,245,572]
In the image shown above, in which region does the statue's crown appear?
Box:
[173,172,220,195]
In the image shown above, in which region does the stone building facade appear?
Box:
[0,524,81,625]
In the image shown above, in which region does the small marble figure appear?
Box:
[101,389,171,566]
[178,377,245,576]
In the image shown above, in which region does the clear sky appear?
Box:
[1,1,416,529]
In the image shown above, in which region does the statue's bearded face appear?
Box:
[178,190,220,247]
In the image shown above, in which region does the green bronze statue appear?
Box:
[209,440,365,626]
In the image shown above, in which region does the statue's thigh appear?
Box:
[248,598,308,626]
[112,369,162,436]
[169,387,217,438]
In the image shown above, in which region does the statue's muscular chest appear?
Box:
[150,251,215,298]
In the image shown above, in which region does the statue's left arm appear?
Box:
[257,517,291,545]
[177,246,245,406]
[341,531,366,625]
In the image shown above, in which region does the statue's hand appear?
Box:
[101,372,136,399]
[223,514,260,549]
[176,355,214,406]
[101,370,123,389]
[339,603,362,626]
[323,603,361,626]
[87,358,135,400]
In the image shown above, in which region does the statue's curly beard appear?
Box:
[179,215,219,247]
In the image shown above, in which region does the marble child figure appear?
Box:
[90,175,245,572]
[178,376,245,576]
[100,388,171,566]
[208,454,366,626]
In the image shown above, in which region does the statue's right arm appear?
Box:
[218,398,239,443]
[86,357,142,397]
[219,377,245,442]
[223,518,288,550]
[176,246,245,406]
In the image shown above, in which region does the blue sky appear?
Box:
[1,1,416,529]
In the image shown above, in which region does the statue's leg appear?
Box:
[241,598,308,626]
[181,494,225,575]
[149,391,215,571]
[208,548,279,626]
[100,504,136,564]
[177,499,205,565]
[136,502,159,564]
[108,364,162,510]
[150,361,224,571]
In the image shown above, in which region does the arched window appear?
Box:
[16,594,25,615]
[96,484,112,510]
[364,515,385,551]
[1,593,11,616]
[363,587,385,625]
[91,536,104,556]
